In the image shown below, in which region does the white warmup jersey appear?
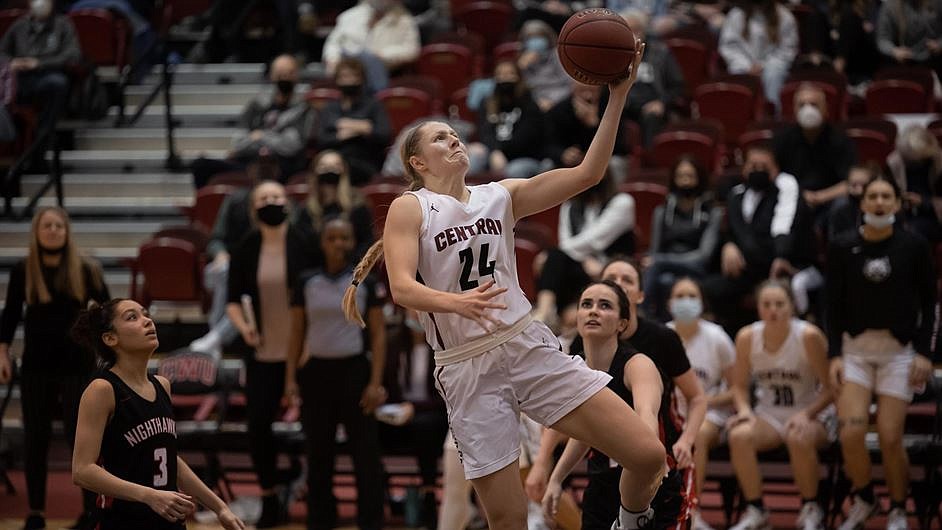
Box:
[668,319,735,416]
[749,318,818,412]
[406,183,531,351]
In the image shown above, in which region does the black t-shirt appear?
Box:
[98,371,183,530]
[586,343,676,474]
[627,317,691,378]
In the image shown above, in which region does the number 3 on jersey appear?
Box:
[458,243,496,290]
[154,447,168,487]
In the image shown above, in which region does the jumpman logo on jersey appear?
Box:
[430,204,439,213]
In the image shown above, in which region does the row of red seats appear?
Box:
[0,8,130,70]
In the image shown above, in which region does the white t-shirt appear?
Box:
[406,183,532,351]
[668,319,735,416]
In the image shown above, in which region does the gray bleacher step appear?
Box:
[46,149,227,171]
[1,220,165,249]
[0,270,131,301]
[107,104,243,127]
[123,84,270,106]
[76,128,235,151]
[139,62,326,86]
[10,196,192,218]
[21,173,193,197]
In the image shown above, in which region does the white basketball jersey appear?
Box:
[406,183,532,351]
[749,318,818,412]
[669,320,735,414]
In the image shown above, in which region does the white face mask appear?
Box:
[669,297,702,323]
[863,212,895,229]
[796,103,823,129]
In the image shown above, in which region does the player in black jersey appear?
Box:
[542,280,669,529]
[71,299,244,530]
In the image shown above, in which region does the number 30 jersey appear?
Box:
[97,370,183,529]
[749,318,818,413]
[406,182,532,351]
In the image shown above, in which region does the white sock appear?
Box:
[613,505,654,530]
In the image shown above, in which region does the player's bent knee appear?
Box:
[839,417,868,444]
[727,423,753,447]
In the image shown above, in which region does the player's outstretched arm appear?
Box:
[501,41,645,222]
[384,195,508,327]
[177,457,245,529]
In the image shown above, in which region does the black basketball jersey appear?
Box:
[587,343,675,475]
[97,370,184,530]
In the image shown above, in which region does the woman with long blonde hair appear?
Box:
[0,206,110,530]
[342,44,669,530]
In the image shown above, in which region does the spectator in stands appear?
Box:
[0,206,109,530]
[607,0,690,36]
[826,175,937,530]
[875,0,942,71]
[189,0,310,61]
[833,0,881,85]
[544,81,630,181]
[513,0,577,32]
[773,83,858,221]
[621,10,686,146]
[321,0,421,93]
[0,0,80,171]
[469,60,547,179]
[532,167,636,326]
[295,150,374,263]
[826,163,877,241]
[718,0,799,112]
[887,124,942,242]
[642,155,723,321]
[285,217,386,530]
[665,277,735,530]
[225,181,315,528]
[191,55,313,189]
[726,280,833,530]
[516,19,571,111]
[314,57,392,185]
[702,146,815,334]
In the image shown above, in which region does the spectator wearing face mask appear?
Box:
[517,19,572,112]
[0,0,80,171]
[702,146,816,334]
[887,124,942,242]
[621,9,685,146]
[322,0,421,93]
[226,181,316,528]
[826,163,879,241]
[315,57,392,184]
[191,55,314,188]
[773,83,858,222]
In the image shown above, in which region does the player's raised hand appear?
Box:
[452,279,508,331]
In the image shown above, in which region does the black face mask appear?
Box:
[338,84,362,97]
[317,171,341,186]
[675,186,699,198]
[256,204,288,226]
[276,80,296,96]
[39,244,64,255]
[746,170,771,191]
[495,82,516,97]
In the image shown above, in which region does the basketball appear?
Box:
[557,8,637,85]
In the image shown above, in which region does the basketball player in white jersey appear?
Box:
[727,280,834,530]
[343,42,668,530]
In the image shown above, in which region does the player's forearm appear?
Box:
[549,438,590,484]
[680,392,707,446]
[73,463,152,504]
[389,277,459,314]
[535,428,568,468]
[177,458,226,514]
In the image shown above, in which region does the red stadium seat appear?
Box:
[514,221,554,249]
[362,182,406,239]
[780,80,845,122]
[514,237,541,302]
[842,117,898,146]
[844,128,893,167]
[875,65,935,96]
[448,87,478,128]
[305,86,342,111]
[619,182,668,254]
[286,182,310,204]
[68,9,131,70]
[493,40,521,63]
[418,43,477,103]
[389,74,443,113]
[0,9,25,38]
[183,184,235,233]
[376,86,435,139]
[738,128,774,156]
[665,38,711,95]
[865,79,932,114]
[206,171,252,188]
[129,237,205,309]
[152,225,209,256]
[452,1,514,55]
[520,204,560,246]
[693,82,760,148]
[649,130,719,174]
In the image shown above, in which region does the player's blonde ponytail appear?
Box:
[343,121,431,327]
[343,239,385,327]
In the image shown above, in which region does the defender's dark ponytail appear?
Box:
[72,299,125,368]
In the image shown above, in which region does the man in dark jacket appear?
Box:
[703,146,816,334]
[0,0,81,165]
